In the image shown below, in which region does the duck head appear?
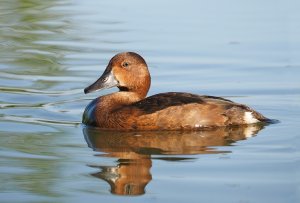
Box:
[84,52,151,98]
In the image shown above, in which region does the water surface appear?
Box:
[0,0,299,202]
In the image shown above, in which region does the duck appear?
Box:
[82,52,270,130]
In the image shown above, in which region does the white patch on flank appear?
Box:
[243,112,259,124]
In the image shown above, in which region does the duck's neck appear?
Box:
[101,91,144,112]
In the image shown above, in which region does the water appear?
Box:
[0,0,299,202]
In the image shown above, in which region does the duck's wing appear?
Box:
[129,92,268,128]
[131,92,234,114]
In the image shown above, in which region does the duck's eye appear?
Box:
[122,62,129,68]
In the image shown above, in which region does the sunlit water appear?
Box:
[0,0,299,202]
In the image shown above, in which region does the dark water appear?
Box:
[0,0,299,202]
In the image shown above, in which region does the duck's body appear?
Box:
[83,52,269,130]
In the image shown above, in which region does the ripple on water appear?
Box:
[0,148,58,160]
[0,121,57,133]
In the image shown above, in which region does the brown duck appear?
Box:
[83,52,270,130]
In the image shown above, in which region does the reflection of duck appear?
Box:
[83,52,270,130]
[83,124,265,195]
[89,153,152,196]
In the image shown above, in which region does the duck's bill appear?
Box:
[84,71,119,94]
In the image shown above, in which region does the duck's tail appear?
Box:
[259,117,279,124]
[244,109,278,125]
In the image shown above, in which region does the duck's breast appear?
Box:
[82,98,101,126]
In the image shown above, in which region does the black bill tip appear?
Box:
[84,87,89,94]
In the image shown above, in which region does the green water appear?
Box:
[0,0,299,202]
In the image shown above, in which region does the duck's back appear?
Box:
[114,92,268,130]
